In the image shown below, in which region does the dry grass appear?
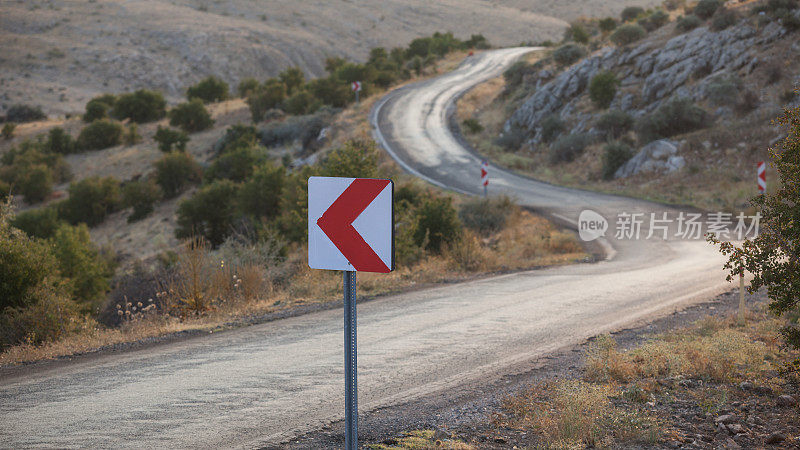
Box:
[367,430,474,450]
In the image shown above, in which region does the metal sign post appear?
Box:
[343,270,357,450]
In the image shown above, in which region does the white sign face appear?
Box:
[308,177,393,273]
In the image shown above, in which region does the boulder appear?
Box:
[614,140,685,178]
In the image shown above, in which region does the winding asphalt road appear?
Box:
[0,49,731,448]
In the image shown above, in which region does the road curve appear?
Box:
[0,49,731,449]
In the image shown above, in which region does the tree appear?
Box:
[154,126,189,152]
[154,151,202,198]
[169,99,214,132]
[247,79,286,122]
[77,119,124,151]
[112,89,167,123]
[122,179,162,222]
[18,164,53,204]
[83,94,117,122]
[589,71,620,109]
[710,105,800,372]
[279,67,305,95]
[2,123,16,140]
[59,176,122,227]
[320,139,380,178]
[564,23,590,44]
[45,127,76,154]
[237,78,260,98]
[186,76,229,103]
[176,180,239,247]
[238,162,285,219]
[50,223,115,307]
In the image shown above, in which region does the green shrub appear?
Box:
[601,141,634,179]
[2,123,16,140]
[564,23,590,43]
[122,179,162,222]
[238,162,285,219]
[694,0,722,19]
[611,24,647,46]
[18,164,54,203]
[458,196,516,236]
[50,223,115,306]
[636,97,710,143]
[706,74,743,106]
[0,289,78,349]
[77,119,123,151]
[552,44,587,66]
[187,76,229,103]
[154,126,189,152]
[205,144,268,182]
[83,94,117,122]
[589,71,620,109]
[711,8,739,31]
[540,114,565,143]
[320,139,380,178]
[621,6,645,22]
[412,196,462,253]
[44,127,76,154]
[462,118,483,134]
[176,179,239,247]
[599,17,618,32]
[5,104,46,123]
[247,79,286,122]
[279,67,305,95]
[676,14,703,32]
[169,99,214,132]
[307,77,350,108]
[112,89,166,123]
[639,10,670,31]
[277,166,316,243]
[154,151,202,198]
[283,90,319,115]
[550,133,593,163]
[237,78,260,98]
[215,124,259,155]
[59,176,122,226]
[596,110,634,139]
[12,207,64,239]
[0,143,71,193]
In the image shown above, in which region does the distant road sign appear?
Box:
[757,161,766,194]
[309,177,393,273]
[351,81,362,92]
[481,160,489,188]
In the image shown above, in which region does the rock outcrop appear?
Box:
[614,139,685,178]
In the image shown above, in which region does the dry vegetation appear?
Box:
[367,430,474,450]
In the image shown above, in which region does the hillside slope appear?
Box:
[0,0,661,116]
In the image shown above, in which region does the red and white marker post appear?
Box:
[351,81,362,104]
[481,160,489,197]
[308,176,394,450]
[757,161,766,195]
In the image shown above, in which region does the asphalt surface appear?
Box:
[0,48,731,449]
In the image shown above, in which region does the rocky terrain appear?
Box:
[0,0,660,117]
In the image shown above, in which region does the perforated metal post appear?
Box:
[343,270,357,450]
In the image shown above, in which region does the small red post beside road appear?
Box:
[351,81,362,104]
[757,161,766,194]
[481,160,489,197]
[308,176,394,450]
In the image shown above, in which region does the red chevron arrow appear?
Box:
[317,179,391,273]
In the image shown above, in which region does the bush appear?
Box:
[12,207,64,239]
[711,8,739,31]
[589,71,620,109]
[154,151,202,198]
[169,99,214,132]
[2,123,16,140]
[503,61,534,90]
[676,14,703,32]
[550,133,593,163]
[599,17,618,32]
[277,167,316,243]
[123,124,141,146]
[320,139,380,178]
[238,162,285,219]
[247,79,286,122]
[412,196,462,253]
[122,179,161,222]
[215,124,259,155]
[0,143,71,194]
[540,114,565,143]
[18,164,54,203]
[154,126,189,152]
[610,24,647,46]
[5,104,46,123]
[237,78,261,97]
[44,127,76,154]
[0,289,78,349]
[636,97,710,143]
[59,176,122,226]
[564,23,590,43]
[279,67,305,95]
[186,76,229,103]
[639,10,670,31]
[663,0,686,10]
[495,126,527,150]
[283,90,319,115]
[694,0,722,19]
[596,111,634,141]
[552,44,587,66]
[462,118,483,134]
[176,180,239,247]
[205,144,268,182]
[112,89,167,123]
[621,6,645,22]
[458,196,516,236]
[601,141,634,179]
[83,94,117,122]
[77,119,123,151]
[706,74,742,106]
[50,223,115,306]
